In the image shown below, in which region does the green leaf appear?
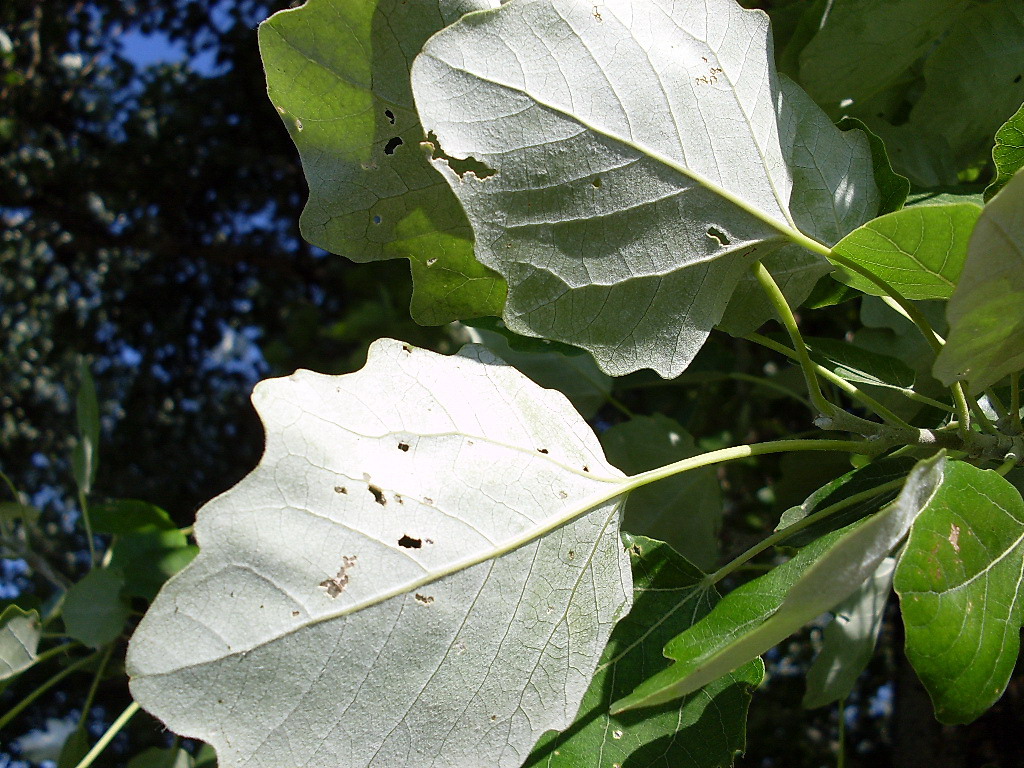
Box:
[894,460,1024,724]
[90,499,177,535]
[73,359,100,495]
[601,416,722,571]
[128,339,633,768]
[985,101,1024,202]
[524,535,761,768]
[934,171,1024,392]
[63,569,129,647]
[110,529,198,601]
[614,453,942,712]
[56,726,90,768]
[463,323,612,419]
[0,501,41,525]
[777,455,918,548]
[837,117,910,215]
[258,0,506,325]
[900,0,1024,173]
[829,204,981,300]
[0,605,41,681]
[803,336,916,392]
[797,0,963,112]
[127,747,195,768]
[803,557,895,709]
[411,0,877,377]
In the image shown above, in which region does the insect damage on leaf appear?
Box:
[319,555,357,598]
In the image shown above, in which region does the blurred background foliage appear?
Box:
[1,1,1021,767]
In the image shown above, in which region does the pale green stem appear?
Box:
[605,392,634,419]
[729,371,814,411]
[77,643,114,728]
[0,470,20,502]
[745,333,917,428]
[72,701,141,768]
[706,476,907,585]
[996,457,1018,477]
[30,642,79,667]
[0,651,100,731]
[1011,373,1022,433]
[78,489,96,568]
[952,383,973,438]
[753,261,834,419]
[626,438,880,494]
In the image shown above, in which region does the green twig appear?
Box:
[72,701,141,768]
[0,651,100,731]
[77,643,114,728]
[625,438,883,494]
[753,261,834,420]
[706,476,907,585]
[744,333,917,429]
[78,489,96,568]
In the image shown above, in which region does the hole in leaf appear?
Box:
[372,215,382,225]
[1016,74,1022,84]
[384,108,396,124]
[368,484,387,506]
[583,465,590,472]
[591,177,602,188]
[426,258,437,267]
[398,534,422,549]
[319,555,357,598]
[402,343,412,353]
[415,593,434,605]
[424,132,497,179]
[537,448,549,454]
[398,442,410,452]
[295,118,303,131]
[384,136,404,155]
[707,227,730,246]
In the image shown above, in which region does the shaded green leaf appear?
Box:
[90,499,177,535]
[110,529,198,601]
[73,359,100,495]
[837,117,910,215]
[830,204,981,300]
[985,101,1024,202]
[777,456,918,548]
[614,454,942,712]
[127,747,195,768]
[894,460,1024,723]
[601,416,722,571]
[0,501,41,525]
[56,726,90,768]
[0,605,41,681]
[803,336,916,391]
[934,171,1024,392]
[63,569,129,647]
[803,557,895,709]
[525,535,761,768]
[412,0,876,376]
[797,0,963,112]
[258,0,505,325]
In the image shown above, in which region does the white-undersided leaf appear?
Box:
[600,416,723,571]
[720,77,879,335]
[0,605,41,681]
[613,453,944,713]
[258,0,507,325]
[803,557,895,709]
[127,338,634,768]
[412,0,875,377]
[934,170,1024,393]
[462,322,612,418]
[894,460,1024,724]
[524,535,762,768]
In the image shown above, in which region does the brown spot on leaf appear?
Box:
[291,610,300,617]
[415,593,434,605]
[334,486,347,494]
[424,497,434,505]
[319,555,358,598]
[398,441,410,452]
[948,523,961,553]
[537,448,549,454]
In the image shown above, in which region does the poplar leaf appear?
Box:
[128,339,633,768]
